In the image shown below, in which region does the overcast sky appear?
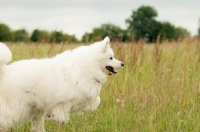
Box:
[0,0,199,39]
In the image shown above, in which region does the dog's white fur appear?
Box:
[0,37,124,132]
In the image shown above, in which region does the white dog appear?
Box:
[0,37,124,132]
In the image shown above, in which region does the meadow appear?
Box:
[6,38,200,132]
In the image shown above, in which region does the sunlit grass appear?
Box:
[6,38,200,131]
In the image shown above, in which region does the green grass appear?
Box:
[6,39,200,132]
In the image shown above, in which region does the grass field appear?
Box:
[6,38,200,132]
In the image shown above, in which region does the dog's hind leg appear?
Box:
[31,115,46,132]
[0,104,16,132]
[0,124,6,132]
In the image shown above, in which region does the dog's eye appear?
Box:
[109,57,113,60]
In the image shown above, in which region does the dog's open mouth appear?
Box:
[106,66,117,75]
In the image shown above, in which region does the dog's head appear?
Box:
[95,37,124,75]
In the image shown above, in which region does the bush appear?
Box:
[81,23,133,42]
[13,29,30,42]
[30,29,50,42]
[50,31,79,43]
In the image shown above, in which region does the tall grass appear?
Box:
[6,38,200,131]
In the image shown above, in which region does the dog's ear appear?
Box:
[102,36,110,52]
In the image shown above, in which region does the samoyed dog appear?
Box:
[0,37,124,132]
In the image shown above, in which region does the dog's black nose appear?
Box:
[121,63,124,66]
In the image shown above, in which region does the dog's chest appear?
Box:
[78,81,101,98]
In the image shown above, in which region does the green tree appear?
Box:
[0,23,14,41]
[62,34,79,43]
[81,23,132,42]
[175,27,190,39]
[198,17,200,35]
[159,22,176,41]
[121,29,134,42]
[126,5,161,42]
[50,31,63,43]
[199,28,200,36]
[13,29,30,42]
[30,29,50,42]
[50,31,79,43]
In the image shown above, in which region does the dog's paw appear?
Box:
[46,114,54,118]
[45,114,68,124]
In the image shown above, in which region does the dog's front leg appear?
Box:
[82,96,101,112]
[90,96,101,111]
[31,115,46,132]
[46,104,70,124]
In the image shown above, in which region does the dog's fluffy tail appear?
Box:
[0,42,12,67]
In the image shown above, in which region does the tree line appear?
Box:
[199,17,200,36]
[0,5,198,43]
[0,24,79,43]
